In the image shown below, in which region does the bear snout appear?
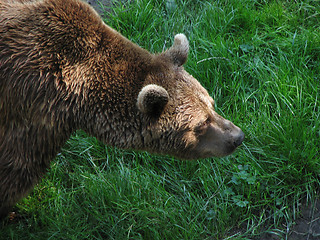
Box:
[232,129,245,148]
[218,116,245,149]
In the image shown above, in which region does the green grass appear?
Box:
[1,0,320,239]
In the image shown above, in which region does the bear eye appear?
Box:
[195,117,211,135]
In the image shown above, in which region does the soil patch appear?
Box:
[258,198,320,240]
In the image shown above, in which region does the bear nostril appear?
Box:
[233,130,245,147]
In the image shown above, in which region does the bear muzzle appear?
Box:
[232,129,245,148]
[220,119,245,155]
[190,116,245,159]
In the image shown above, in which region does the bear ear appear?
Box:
[163,33,189,66]
[137,84,169,117]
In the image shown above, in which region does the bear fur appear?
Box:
[0,0,244,219]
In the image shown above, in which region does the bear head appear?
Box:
[134,34,244,159]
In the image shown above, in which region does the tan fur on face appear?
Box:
[151,68,244,159]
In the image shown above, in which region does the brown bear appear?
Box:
[0,0,244,219]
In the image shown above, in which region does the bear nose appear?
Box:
[233,130,245,147]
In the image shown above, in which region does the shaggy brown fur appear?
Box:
[0,0,244,219]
